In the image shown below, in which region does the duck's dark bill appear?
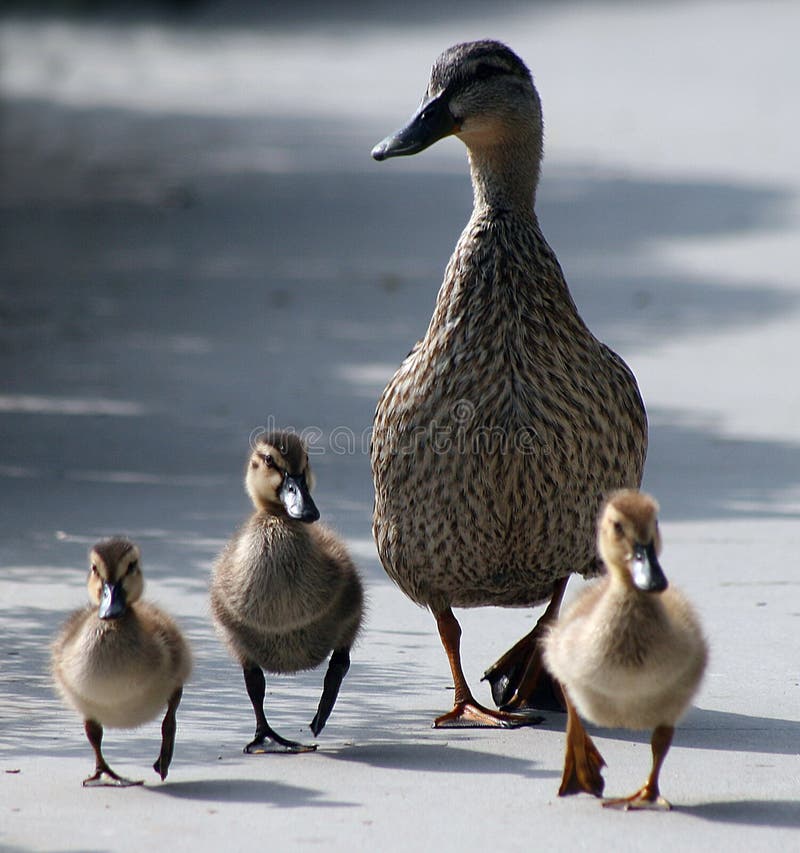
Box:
[372,91,457,160]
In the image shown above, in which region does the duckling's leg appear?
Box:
[603,725,673,811]
[433,608,544,728]
[242,664,317,754]
[153,686,182,781]
[82,720,143,787]
[482,576,568,711]
[310,647,350,737]
[558,693,605,798]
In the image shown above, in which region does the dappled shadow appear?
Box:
[2,99,798,573]
[644,408,800,521]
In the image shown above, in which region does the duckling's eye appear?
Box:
[90,564,98,575]
[127,560,139,575]
[613,521,624,537]
[260,454,275,469]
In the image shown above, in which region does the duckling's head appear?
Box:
[372,40,542,163]
[88,538,143,620]
[246,431,320,523]
[598,490,668,593]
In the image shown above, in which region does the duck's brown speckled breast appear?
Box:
[371,214,647,612]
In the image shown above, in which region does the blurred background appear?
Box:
[2,0,799,575]
[2,6,800,843]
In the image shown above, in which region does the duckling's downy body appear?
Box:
[371,41,646,726]
[211,431,363,752]
[544,490,707,809]
[52,538,191,786]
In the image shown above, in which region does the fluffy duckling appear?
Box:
[52,538,191,786]
[210,430,364,753]
[543,490,707,809]
[371,40,647,726]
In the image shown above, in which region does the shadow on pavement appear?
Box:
[682,799,800,828]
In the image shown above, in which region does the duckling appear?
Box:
[210,430,363,753]
[371,40,647,726]
[52,538,191,786]
[543,490,707,809]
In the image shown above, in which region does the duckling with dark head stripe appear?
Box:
[211,430,364,753]
[52,538,191,786]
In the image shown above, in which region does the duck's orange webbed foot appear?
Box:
[434,700,543,729]
[483,578,569,712]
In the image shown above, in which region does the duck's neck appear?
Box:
[466,137,541,214]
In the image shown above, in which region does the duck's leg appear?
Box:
[310,647,350,737]
[482,576,568,711]
[153,686,182,781]
[82,719,143,787]
[433,608,543,728]
[557,692,605,797]
[242,664,317,754]
[603,725,673,811]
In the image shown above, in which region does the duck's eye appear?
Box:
[90,564,99,575]
[127,560,139,575]
[260,454,275,469]
[613,521,624,537]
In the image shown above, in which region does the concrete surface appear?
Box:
[1,1,799,850]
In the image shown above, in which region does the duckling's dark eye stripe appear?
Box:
[472,62,507,81]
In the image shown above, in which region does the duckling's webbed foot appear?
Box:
[603,724,673,811]
[245,727,317,754]
[602,791,672,811]
[242,664,316,754]
[153,686,182,781]
[82,719,143,788]
[310,647,350,737]
[558,694,605,798]
[483,577,569,712]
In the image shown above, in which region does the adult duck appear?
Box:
[371,40,647,726]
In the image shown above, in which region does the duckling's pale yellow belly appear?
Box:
[210,518,364,673]
[53,607,187,728]
[544,585,707,729]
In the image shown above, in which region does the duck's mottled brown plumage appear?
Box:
[373,210,646,612]
[371,41,646,723]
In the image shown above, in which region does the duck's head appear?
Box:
[598,490,668,593]
[371,40,542,162]
[88,538,143,620]
[246,431,320,523]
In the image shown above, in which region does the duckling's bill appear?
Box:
[98,580,127,620]
[279,472,319,523]
[372,91,458,160]
[631,542,668,593]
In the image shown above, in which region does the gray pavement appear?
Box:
[1,2,799,851]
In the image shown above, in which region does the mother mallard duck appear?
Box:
[371,40,647,726]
